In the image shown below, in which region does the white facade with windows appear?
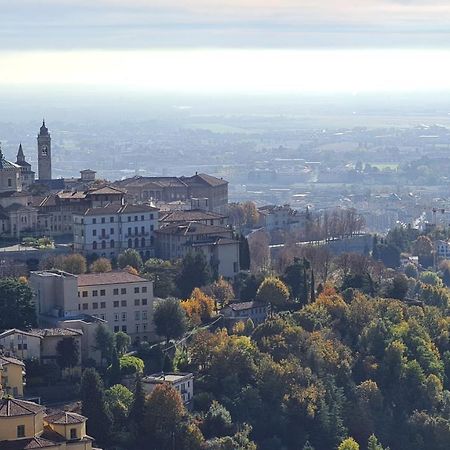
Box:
[73,203,159,259]
[77,272,155,343]
[142,372,194,406]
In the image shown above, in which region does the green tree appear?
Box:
[405,263,418,279]
[420,271,442,287]
[55,337,79,376]
[367,434,388,450]
[95,324,115,367]
[144,259,179,298]
[0,278,37,330]
[62,253,87,274]
[80,368,112,445]
[154,298,187,344]
[129,375,146,438]
[105,383,133,430]
[90,257,112,273]
[108,348,121,386]
[388,274,409,300]
[256,276,290,311]
[115,331,131,355]
[202,400,234,439]
[118,249,143,271]
[177,252,212,298]
[239,234,251,270]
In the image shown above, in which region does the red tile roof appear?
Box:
[0,398,44,417]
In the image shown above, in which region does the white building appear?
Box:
[222,301,269,326]
[435,240,450,259]
[0,329,42,361]
[142,372,193,406]
[73,203,159,259]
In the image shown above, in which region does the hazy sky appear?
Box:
[2,0,450,93]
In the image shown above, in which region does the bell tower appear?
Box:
[37,120,52,180]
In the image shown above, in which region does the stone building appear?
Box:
[15,144,35,190]
[115,172,228,213]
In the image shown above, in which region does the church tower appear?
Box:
[37,120,51,180]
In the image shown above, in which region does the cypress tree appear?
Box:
[108,347,121,386]
[129,375,146,440]
[80,368,112,446]
[310,269,316,303]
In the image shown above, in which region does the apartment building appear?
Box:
[0,355,25,398]
[0,329,42,361]
[155,222,240,278]
[73,203,159,259]
[77,272,155,342]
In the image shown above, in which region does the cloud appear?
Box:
[2,0,450,50]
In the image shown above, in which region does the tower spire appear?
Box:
[17,143,25,163]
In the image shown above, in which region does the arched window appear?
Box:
[128,238,132,248]
[150,236,154,245]
[141,237,146,247]
[101,240,106,249]
[93,241,97,250]
[134,238,139,248]
[110,239,115,248]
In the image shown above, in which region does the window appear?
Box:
[135,299,140,306]
[93,229,97,236]
[122,325,127,332]
[135,311,140,320]
[122,312,127,321]
[143,323,147,331]
[100,302,106,309]
[92,290,98,297]
[128,238,132,248]
[100,289,106,296]
[113,301,119,307]
[141,215,144,220]
[17,425,25,438]
[110,239,115,248]
[110,217,114,223]
[128,216,131,222]
[110,228,114,235]
[136,324,140,333]
[142,298,148,306]
[134,226,138,235]
[121,300,127,307]
[82,291,88,298]
[150,225,154,231]
[93,218,97,224]
[114,325,119,332]
[93,241,97,250]
[134,216,138,221]
[121,288,126,294]
[141,238,146,247]
[114,313,119,322]
[134,238,139,248]
[150,214,154,220]
[70,428,78,440]
[142,311,148,321]
[142,287,147,293]
[101,240,106,249]
[101,217,105,224]
[82,303,88,310]
[134,287,140,294]
[113,288,119,295]
[92,302,98,310]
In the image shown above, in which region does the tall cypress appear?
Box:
[310,269,316,303]
[80,368,112,446]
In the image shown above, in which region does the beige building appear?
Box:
[142,372,193,406]
[115,172,228,213]
[77,272,155,343]
[0,397,97,450]
[0,355,25,398]
[0,330,42,361]
[30,328,83,377]
[155,222,240,278]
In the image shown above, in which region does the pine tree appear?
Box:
[367,434,387,450]
[108,347,121,386]
[129,375,146,440]
[310,269,316,303]
[80,368,112,446]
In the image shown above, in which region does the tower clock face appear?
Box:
[41,145,48,156]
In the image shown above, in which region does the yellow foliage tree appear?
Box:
[256,276,290,311]
[181,288,215,326]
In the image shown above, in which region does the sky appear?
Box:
[2,0,450,94]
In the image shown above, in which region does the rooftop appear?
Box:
[0,398,44,417]
[159,209,226,223]
[45,411,86,425]
[226,301,266,312]
[0,329,43,340]
[0,355,25,367]
[30,328,83,338]
[77,271,149,287]
[143,372,193,384]
[155,222,231,237]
